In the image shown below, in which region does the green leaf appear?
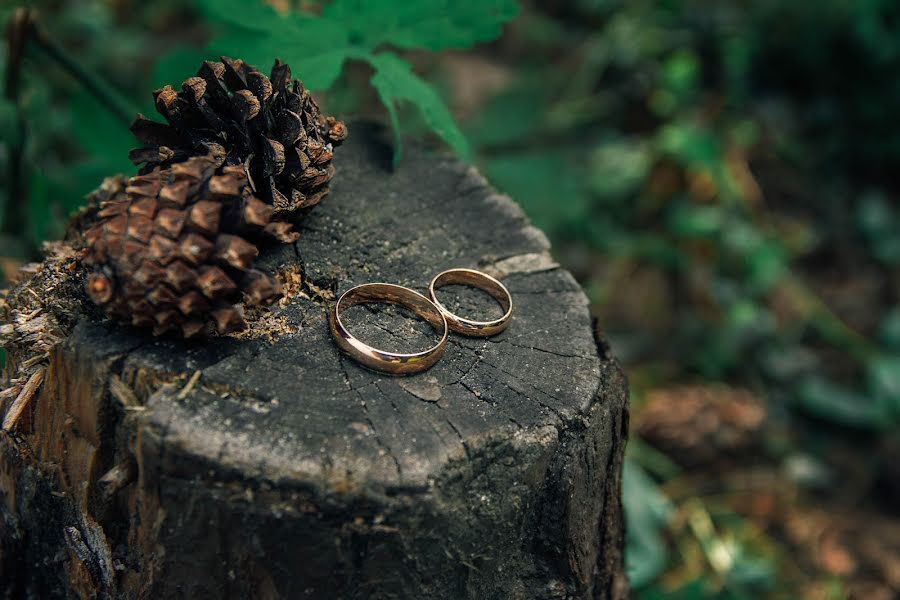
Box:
[661,50,700,99]
[33,159,126,243]
[205,20,353,90]
[588,137,651,202]
[638,580,707,600]
[208,33,354,91]
[199,0,518,89]
[856,190,900,265]
[482,150,588,235]
[324,0,519,51]
[368,52,470,164]
[868,354,900,416]
[656,121,721,170]
[28,169,55,244]
[464,77,551,148]
[724,225,788,291]
[651,50,700,116]
[623,460,672,589]
[0,98,19,147]
[151,46,210,91]
[668,203,723,238]
[857,191,895,234]
[196,0,288,32]
[798,376,889,429]
[68,91,134,174]
[193,0,509,160]
[281,47,355,92]
[878,309,900,351]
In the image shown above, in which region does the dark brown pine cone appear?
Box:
[129,57,347,220]
[80,148,296,338]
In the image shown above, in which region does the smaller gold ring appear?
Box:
[329,283,448,375]
[428,269,513,337]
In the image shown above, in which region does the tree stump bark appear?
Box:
[0,124,630,599]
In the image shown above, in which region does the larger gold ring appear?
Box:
[329,283,449,375]
[428,268,513,337]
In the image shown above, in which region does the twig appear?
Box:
[0,384,23,400]
[783,277,875,364]
[5,9,136,127]
[26,21,137,127]
[2,367,45,431]
[684,497,733,576]
[109,374,143,410]
[3,9,30,101]
[177,370,203,400]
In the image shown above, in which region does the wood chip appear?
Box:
[177,370,203,400]
[481,252,559,279]
[2,368,45,431]
[0,385,23,400]
[109,374,140,408]
[98,458,138,499]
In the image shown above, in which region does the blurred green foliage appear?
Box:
[461,0,900,595]
[623,458,673,588]
[195,0,518,163]
[1,0,194,246]
[466,0,900,430]
[0,0,516,251]
[3,0,900,596]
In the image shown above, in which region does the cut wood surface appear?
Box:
[0,123,629,599]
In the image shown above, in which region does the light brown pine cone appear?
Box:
[80,148,295,337]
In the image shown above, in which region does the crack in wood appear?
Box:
[338,355,402,481]
[484,337,597,361]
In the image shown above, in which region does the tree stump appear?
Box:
[0,124,630,599]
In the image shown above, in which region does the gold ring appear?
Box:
[329,283,449,375]
[428,268,512,337]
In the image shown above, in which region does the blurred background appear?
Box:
[2,1,900,597]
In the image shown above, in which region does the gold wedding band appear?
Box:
[329,283,449,375]
[428,269,513,337]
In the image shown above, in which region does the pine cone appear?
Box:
[129,57,347,220]
[636,384,766,467]
[81,148,295,338]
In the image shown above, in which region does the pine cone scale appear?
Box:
[221,57,249,91]
[128,197,158,219]
[178,291,208,317]
[155,209,186,238]
[130,115,183,147]
[148,235,177,265]
[275,110,304,146]
[165,261,196,293]
[187,200,221,235]
[198,62,230,105]
[179,233,214,266]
